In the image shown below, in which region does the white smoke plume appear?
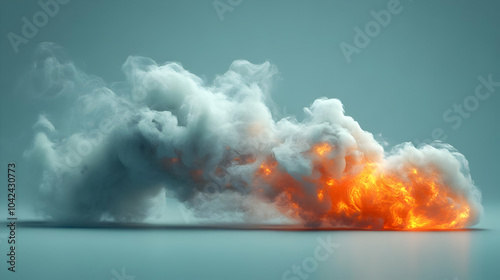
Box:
[23,43,482,228]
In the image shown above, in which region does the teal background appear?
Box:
[0,1,499,279]
[1,0,499,207]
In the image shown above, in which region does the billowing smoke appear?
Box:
[24,43,482,229]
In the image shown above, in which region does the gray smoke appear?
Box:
[23,43,483,226]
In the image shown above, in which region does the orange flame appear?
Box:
[314,142,332,156]
[255,143,471,230]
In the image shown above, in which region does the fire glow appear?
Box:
[254,143,473,230]
[25,53,482,229]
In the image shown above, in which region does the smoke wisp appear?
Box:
[24,43,483,229]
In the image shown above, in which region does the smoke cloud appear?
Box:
[23,43,482,228]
